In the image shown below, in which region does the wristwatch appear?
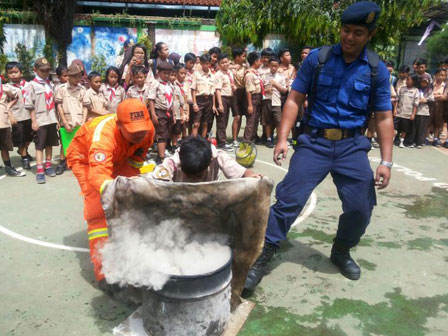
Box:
[380,160,393,168]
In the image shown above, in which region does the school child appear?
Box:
[0,76,24,176]
[191,54,215,138]
[101,66,125,114]
[415,58,432,83]
[5,62,33,170]
[169,66,185,151]
[214,53,235,150]
[208,47,221,74]
[230,47,247,147]
[259,48,274,77]
[126,66,151,103]
[395,65,410,94]
[278,48,296,96]
[410,75,433,148]
[244,51,264,143]
[386,61,397,87]
[83,71,109,121]
[395,74,419,148]
[184,53,196,135]
[122,43,154,88]
[174,63,190,140]
[24,57,59,184]
[54,62,86,175]
[261,57,287,148]
[432,68,447,147]
[148,61,175,163]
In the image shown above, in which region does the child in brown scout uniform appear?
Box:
[244,51,264,143]
[208,47,221,74]
[126,66,151,103]
[5,62,33,170]
[83,71,109,121]
[184,52,196,135]
[261,57,287,148]
[54,62,86,175]
[230,47,247,147]
[101,66,125,114]
[277,48,296,108]
[191,54,215,138]
[148,61,175,163]
[0,76,25,177]
[214,53,235,150]
[169,66,185,151]
[395,74,419,148]
[25,57,59,184]
[259,48,274,77]
[432,68,447,147]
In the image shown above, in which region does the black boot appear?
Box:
[244,243,277,292]
[330,243,361,280]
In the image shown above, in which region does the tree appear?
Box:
[427,23,448,65]
[23,0,77,66]
[216,0,440,58]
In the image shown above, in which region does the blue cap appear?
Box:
[341,1,381,30]
[124,38,135,47]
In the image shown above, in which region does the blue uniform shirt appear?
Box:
[291,43,391,129]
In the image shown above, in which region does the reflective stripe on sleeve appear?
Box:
[127,159,143,168]
[92,115,115,143]
[100,179,113,195]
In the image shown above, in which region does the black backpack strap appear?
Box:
[366,49,379,115]
[306,45,334,122]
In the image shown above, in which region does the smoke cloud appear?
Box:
[100,219,231,290]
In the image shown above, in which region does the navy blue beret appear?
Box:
[341,1,381,30]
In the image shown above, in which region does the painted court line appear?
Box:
[0,159,317,253]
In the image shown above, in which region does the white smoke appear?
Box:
[100,219,231,291]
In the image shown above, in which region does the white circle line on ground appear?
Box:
[0,225,90,253]
[256,159,317,228]
[0,158,316,253]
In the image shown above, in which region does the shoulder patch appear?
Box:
[154,166,170,180]
[93,150,106,162]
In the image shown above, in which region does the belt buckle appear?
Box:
[324,128,342,141]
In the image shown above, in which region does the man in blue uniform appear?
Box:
[245,1,394,290]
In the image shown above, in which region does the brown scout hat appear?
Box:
[34,57,51,70]
[67,63,83,76]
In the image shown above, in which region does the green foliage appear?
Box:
[216,0,440,59]
[15,43,35,80]
[91,54,107,78]
[427,23,448,64]
[0,54,9,76]
[137,33,153,54]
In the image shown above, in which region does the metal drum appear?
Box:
[142,251,232,336]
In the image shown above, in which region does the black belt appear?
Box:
[303,126,359,141]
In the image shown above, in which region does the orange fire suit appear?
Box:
[67,114,154,281]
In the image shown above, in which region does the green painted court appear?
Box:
[1,141,447,336]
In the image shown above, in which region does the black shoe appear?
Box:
[266,139,274,148]
[155,156,163,165]
[55,161,66,175]
[5,166,26,177]
[244,243,277,292]
[21,158,31,170]
[36,173,46,184]
[330,245,361,280]
[45,167,56,177]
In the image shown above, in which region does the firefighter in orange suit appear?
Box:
[67,98,155,282]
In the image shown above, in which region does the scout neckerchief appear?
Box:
[136,85,146,103]
[187,70,194,85]
[13,80,27,103]
[176,81,185,96]
[159,81,173,118]
[107,84,119,103]
[33,76,54,111]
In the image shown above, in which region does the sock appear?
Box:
[21,155,28,160]
[45,161,52,169]
[400,138,404,143]
[4,160,11,168]
[37,164,44,174]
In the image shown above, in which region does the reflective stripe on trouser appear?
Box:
[265,133,377,249]
[84,186,108,281]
